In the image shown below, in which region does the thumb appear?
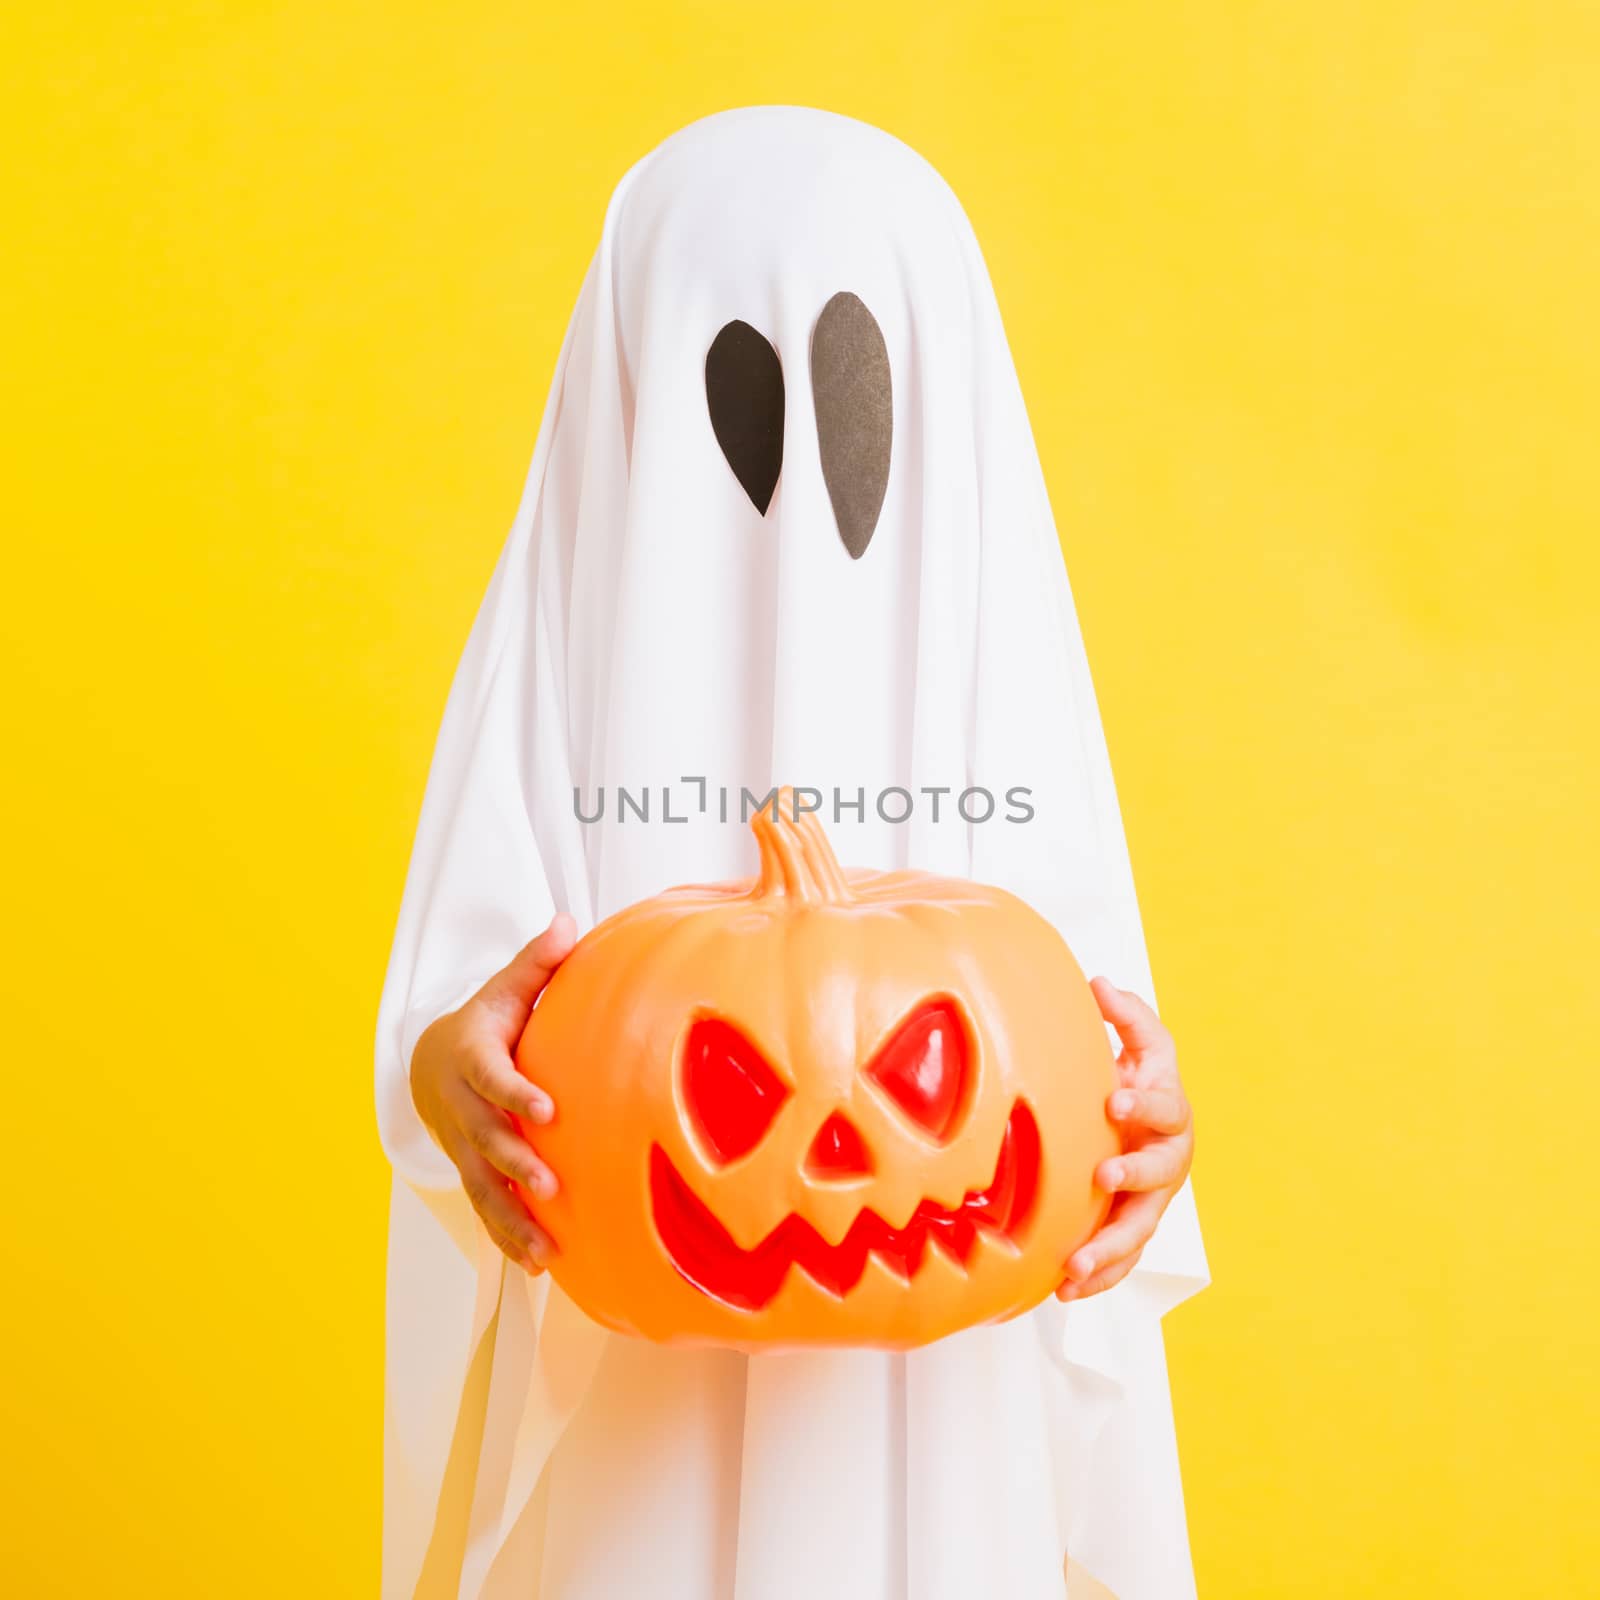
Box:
[475,913,579,1037]
[1089,975,1164,1060]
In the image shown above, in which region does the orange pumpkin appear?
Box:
[513,790,1120,1348]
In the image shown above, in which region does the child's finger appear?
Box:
[463,1043,554,1123]
[1064,1189,1166,1282]
[459,1102,559,1199]
[1088,976,1169,1059]
[484,1214,544,1275]
[461,1155,558,1269]
[1057,1252,1141,1301]
[1096,1140,1190,1195]
[475,915,579,1036]
[1107,1085,1190,1136]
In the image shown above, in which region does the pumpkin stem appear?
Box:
[751,788,854,905]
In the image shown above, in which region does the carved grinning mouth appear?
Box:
[649,1102,1042,1311]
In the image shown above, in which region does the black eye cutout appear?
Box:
[811,291,892,560]
[705,320,784,515]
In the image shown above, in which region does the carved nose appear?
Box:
[805,1112,872,1179]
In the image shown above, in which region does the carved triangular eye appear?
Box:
[705,320,784,514]
[810,291,891,559]
[864,999,971,1143]
[682,1017,789,1163]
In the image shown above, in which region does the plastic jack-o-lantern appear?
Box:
[514,791,1120,1349]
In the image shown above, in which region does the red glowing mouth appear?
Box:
[649,1102,1041,1311]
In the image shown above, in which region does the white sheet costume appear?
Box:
[376,106,1207,1600]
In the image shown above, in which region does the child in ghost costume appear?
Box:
[376,107,1207,1600]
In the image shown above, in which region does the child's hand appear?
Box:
[409,915,577,1274]
[1056,977,1195,1302]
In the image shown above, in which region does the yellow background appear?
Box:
[3,3,1596,1594]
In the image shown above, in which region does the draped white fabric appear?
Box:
[375,106,1208,1600]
